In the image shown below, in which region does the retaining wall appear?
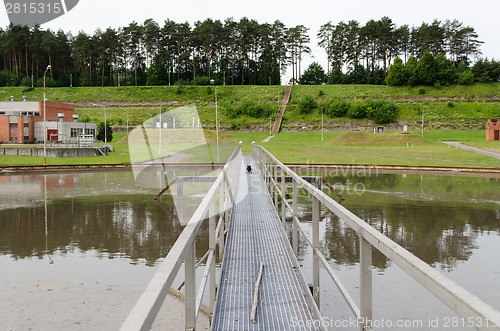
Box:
[0,148,101,157]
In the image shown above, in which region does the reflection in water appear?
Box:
[291,172,500,271]
[1,169,499,279]
[0,171,210,269]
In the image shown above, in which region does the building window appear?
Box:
[71,128,84,138]
[85,129,95,136]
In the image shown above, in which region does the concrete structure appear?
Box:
[0,100,96,144]
[486,118,500,141]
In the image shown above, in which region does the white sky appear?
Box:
[1,0,499,83]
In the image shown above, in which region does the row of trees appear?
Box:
[0,18,311,87]
[0,17,488,87]
[317,18,483,83]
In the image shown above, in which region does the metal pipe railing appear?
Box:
[253,144,500,331]
[121,145,242,331]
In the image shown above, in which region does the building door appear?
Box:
[47,129,58,141]
[9,124,18,142]
[495,130,500,141]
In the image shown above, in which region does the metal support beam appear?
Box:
[292,181,298,257]
[209,197,217,316]
[360,238,373,331]
[312,195,320,307]
[281,167,286,226]
[218,179,225,262]
[185,242,196,330]
[274,163,278,208]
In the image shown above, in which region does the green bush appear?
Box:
[458,70,475,85]
[298,95,318,114]
[320,98,350,117]
[365,99,399,124]
[222,99,274,119]
[191,76,211,85]
[97,122,113,142]
[347,100,367,119]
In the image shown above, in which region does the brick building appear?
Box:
[0,101,96,143]
[486,118,500,141]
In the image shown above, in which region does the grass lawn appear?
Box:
[228,130,500,168]
[422,130,500,153]
[1,130,499,168]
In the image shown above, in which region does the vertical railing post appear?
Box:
[209,197,217,316]
[281,166,286,226]
[292,180,298,256]
[274,163,278,208]
[185,241,196,330]
[312,195,320,307]
[219,177,225,262]
[224,171,230,230]
[270,160,274,198]
[360,237,373,331]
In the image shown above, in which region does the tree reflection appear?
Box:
[0,195,209,267]
[295,173,500,271]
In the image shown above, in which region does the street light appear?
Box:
[321,105,324,141]
[104,104,107,143]
[124,109,129,133]
[210,79,219,163]
[43,65,51,166]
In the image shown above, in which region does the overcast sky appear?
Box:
[1,0,499,82]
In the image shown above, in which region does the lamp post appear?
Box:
[422,105,427,137]
[270,117,272,135]
[159,106,162,156]
[43,65,51,166]
[104,104,107,143]
[124,110,129,133]
[321,106,324,141]
[210,79,219,162]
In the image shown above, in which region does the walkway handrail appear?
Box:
[253,145,500,331]
[121,144,242,331]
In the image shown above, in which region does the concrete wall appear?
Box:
[0,147,101,157]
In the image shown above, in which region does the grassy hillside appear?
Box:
[1,84,500,126]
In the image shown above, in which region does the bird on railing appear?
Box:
[246,165,252,174]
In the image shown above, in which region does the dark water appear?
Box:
[0,168,499,328]
[0,170,213,284]
[289,169,500,329]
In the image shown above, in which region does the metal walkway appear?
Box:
[212,156,320,330]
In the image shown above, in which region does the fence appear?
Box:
[121,144,242,331]
[252,144,500,331]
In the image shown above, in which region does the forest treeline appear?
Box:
[0,16,495,88]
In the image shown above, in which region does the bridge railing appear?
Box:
[253,145,500,331]
[121,144,242,331]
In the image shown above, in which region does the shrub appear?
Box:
[365,99,399,124]
[223,99,274,119]
[418,88,426,95]
[298,95,318,114]
[97,122,113,142]
[347,100,367,119]
[320,98,350,117]
[191,76,211,85]
[458,70,475,85]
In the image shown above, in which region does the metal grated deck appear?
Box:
[212,156,320,331]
